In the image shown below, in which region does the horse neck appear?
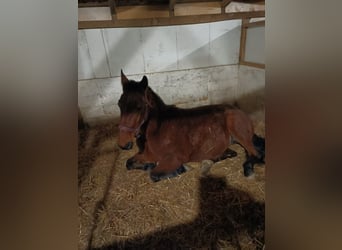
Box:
[147,88,168,115]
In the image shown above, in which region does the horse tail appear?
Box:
[252,134,265,163]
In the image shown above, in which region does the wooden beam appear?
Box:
[175,2,221,16]
[239,18,249,63]
[221,0,232,6]
[117,5,169,19]
[221,0,231,13]
[79,10,265,29]
[169,0,176,17]
[78,2,109,8]
[244,20,265,28]
[240,61,265,69]
[178,0,219,2]
[239,18,265,69]
[108,0,117,20]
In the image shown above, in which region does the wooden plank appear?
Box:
[221,0,231,7]
[239,18,265,69]
[221,0,231,13]
[244,20,265,28]
[108,0,117,19]
[79,2,109,8]
[239,18,249,63]
[116,5,169,19]
[240,60,265,69]
[177,0,219,2]
[79,10,265,29]
[169,0,176,17]
[175,2,221,16]
[78,7,112,21]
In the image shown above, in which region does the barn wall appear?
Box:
[79,65,239,125]
[245,26,265,64]
[237,65,265,120]
[78,19,264,126]
[78,20,241,79]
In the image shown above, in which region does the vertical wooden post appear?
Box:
[239,18,250,64]
[109,0,117,20]
[221,0,232,14]
[169,0,176,17]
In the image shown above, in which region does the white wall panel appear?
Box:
[103,28,145,77]
[141,26,178,72]
[209,20,241,65]
[78,30,94,80]
[245,26,265,64]
[85,29,111,78]
[238,65,265,96]
[176,23,210,69]
[78,20,243,79]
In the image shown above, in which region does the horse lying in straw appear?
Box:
[117,70,265,182]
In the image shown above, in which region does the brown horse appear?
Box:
[117,70,265,182]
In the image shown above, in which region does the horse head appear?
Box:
[117,70,152,150]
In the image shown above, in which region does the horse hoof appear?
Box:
[126,158,135,170]
[243,162,254,177]
[244,168,254,177]
[150,173,161,182]
[176,165,187,175]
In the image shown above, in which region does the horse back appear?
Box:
[146,104,237,161]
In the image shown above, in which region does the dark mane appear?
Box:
[161,105,235,120]
[147,88,235,120]
[148,87,167,109]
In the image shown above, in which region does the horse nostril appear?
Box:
[119,141,133,150]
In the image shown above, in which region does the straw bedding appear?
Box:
[79,119,265,250]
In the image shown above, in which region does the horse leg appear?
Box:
[252,134,265,164]
[234,134,266,177]
[126,143,156,171]
[149,157,190,182]
[227,111,264,177]
[212,148,237,162]
[126,154,156,171]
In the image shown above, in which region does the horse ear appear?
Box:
[141,75,148,89]
[121,70,129,86]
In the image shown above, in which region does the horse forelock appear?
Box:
[123,80,146,92]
